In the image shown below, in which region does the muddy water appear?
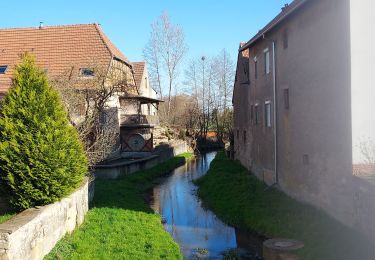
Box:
[148,152,263,259]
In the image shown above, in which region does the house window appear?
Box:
[283,29,289,49]
[264,49,270,74]
[80,68,94,77]
[255,105,259,125]
[265,101,272,127]
[254,57,258,79]
[243,130,247,144]
[284,89,290,109]
[0,66,8,74]
[237,130,239,140]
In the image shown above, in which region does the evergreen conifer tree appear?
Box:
[0,54,88,210]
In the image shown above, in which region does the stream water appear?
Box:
[148,151,263,259]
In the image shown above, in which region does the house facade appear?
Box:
[0,23,161,154]
[233,0,375,238]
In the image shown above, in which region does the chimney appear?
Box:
[39,22,44,29]
[281,3,289,11]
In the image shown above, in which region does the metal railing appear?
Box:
[120,114,159,126]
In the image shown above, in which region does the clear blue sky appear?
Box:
[2,1,292,63]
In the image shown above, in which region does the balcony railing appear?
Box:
[120,114,159,127]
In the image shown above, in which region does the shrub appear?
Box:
[0,54,88,210]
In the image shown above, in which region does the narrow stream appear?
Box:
[148,152,263,259]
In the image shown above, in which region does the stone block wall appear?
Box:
[0,178,90,260]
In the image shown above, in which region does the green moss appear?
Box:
[45,153,193,260]
[195,151,375,260]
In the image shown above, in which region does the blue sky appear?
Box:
[1,0,292,63]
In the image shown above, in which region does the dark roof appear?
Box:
[240,0,308,51]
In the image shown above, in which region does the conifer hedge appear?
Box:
[0,54,88,210]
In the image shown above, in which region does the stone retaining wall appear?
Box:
[95,141,191,179]
[0,178,92,260]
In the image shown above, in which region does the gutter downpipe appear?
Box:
[262,34,278,186]
[272,41,278,185]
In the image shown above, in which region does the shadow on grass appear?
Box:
[195,151,375,260]
[45,153,193,260]
[91,153,192,212]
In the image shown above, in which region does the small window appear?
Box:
[254,57,258,79]
[303,154,309,165]
[264,49,270,74]
[284,89,290,109]
[237,130,239,140]
[255,105,259,125]
[243,130,247,143]
[0,66,8,74]
[283,29,289,49]
[265,101,272,128]
[80,68,94,77]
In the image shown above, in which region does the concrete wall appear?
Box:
[0,178,93,260]
[95,141,190,179]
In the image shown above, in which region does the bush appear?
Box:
[0,54,88,210]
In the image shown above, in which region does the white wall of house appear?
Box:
[138,65,158,116]
[351,0,375,164]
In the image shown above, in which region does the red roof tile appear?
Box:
[0,23,130,93]
[132,62,145,88]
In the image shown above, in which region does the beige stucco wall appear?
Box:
[233,0,362,231]
[0,178,92,260]
[137,65,158,116]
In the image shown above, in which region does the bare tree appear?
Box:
[143,25,163,99]
[143,12,188,120]
[211,49,235,142]
[359,137,375,165]
[183,50,235,143]
[52,63,134,167]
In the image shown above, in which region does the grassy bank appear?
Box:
[46,153,194,260]
[0,214,14,224]
[195,151,375,260]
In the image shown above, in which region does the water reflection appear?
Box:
[149,152,257,259]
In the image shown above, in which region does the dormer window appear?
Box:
[79,68,94,77]
[0,66,8,74]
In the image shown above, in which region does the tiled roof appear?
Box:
[0,23,130,93]
[132,62,145,88]
[240,0,307,51]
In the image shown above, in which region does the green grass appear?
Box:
[195,151,375,260]
[0,213,14,224]
[45,152,194,260]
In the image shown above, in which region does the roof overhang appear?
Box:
[120,95,164,104]
[239,0,308,52]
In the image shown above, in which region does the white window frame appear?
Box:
[264,48,270,74]
[265,101,272,128]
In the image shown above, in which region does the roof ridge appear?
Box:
[93,23,114,61]
[93,23,131,66]
[0,23,98,31]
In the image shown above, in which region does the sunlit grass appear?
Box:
[0,213,14,224]
[195,151,375,260]
[46,152,194,260]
